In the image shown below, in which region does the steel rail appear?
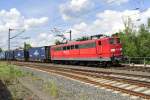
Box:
[13,62,150,99]
[14,61,150,79]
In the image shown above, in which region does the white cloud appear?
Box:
[60,0,130,20]
[29,33,56,47]
[60,0,94,20]
[0,8,48,32]
[70,8,150,39]
[103,0,129,5]
[73,22,88,31]
[24,17,48,29]
[70,22,89,38]
[0,8,49,49]
[70,0,91,11]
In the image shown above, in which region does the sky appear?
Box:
[0,0,150,49]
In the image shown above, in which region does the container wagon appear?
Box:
[14,50,29,61]
[0,52,5,60]
[28,46,51,62]
[5,51,14,60]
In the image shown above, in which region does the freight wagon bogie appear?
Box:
[52,59,114,67]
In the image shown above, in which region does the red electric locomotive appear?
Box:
[50,36,123,66]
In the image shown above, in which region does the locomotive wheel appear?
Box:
[103,62,112,67]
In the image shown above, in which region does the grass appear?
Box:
[0,62,26,84]
[0,62,59,98]
[0,62,29,99]
[43,80,59,98]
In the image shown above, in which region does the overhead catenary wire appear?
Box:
[9,29,25,39]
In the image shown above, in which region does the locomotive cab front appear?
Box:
[109,37,123,62]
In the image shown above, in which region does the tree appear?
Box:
[76,36,89,41]
[137,24,150,57]
[118,18,150,57]
[118,16,138,57]
[122,17,134,35]
[0,48,2,52]
[119,32,138,57]
[24,42,32,50]
[55,40,63,45]
[148,18,150,28]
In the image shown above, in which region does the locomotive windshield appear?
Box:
[116,38,121,43]
[109,38,120,44]
[109,38,115,44]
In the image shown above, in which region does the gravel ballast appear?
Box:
[16,65,141,100]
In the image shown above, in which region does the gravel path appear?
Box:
[19,77,54,100]
[16,65,142,100]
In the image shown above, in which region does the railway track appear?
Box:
[87,64,150,73]
[12,62,150,99]
[110,65,150,72]
[12,60,150,73]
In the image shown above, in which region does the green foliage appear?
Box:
[24,42,32,50]
[0,62,25,84]
[148,18,150,28]
[55,39,63,45]
[119,32,138,57]
[76,36,89,41]
[43,81,58,98]
[0,48,2,52]
[137,24,150,57]
[118,18,150,57]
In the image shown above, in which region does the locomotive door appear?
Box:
[97,40,102,55]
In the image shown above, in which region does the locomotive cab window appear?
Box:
[63,46,67,50]
[116,38,120,43]
[71,45,74,49]
[67,46,70,50]
[98,41,101,45]
[109,38,115,44]
[79,42,96,49]
[75,45,79,49]
[54,47,61,51]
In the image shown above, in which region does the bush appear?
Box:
[0,62,25,84]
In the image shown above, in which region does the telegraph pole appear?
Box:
[7,28,25,63]
[8,28,11,63]
[8,28,11,53]
[69,30,72,41]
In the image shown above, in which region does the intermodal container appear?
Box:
[0,52,5,60]
[14,50,26,61]
[28,46,50,62]
[5,51,14,60]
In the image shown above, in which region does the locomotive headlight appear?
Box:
[111,49,115,52]
[120,48,122,51]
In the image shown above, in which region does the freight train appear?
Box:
[0,36,123,66]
